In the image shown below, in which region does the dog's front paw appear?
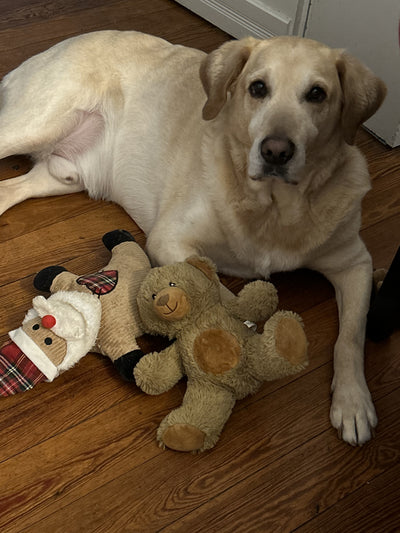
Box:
[330,380,377,446]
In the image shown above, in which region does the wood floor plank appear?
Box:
[361,211,400,269]
[160,389,400,533]
[0,0,227,75]
[0,192,105,243]
[0,366,331,532]
[11,384,399,533]
[361,165,400,230]
[0,202,139,286]
[296,464,400,533]
[0,0,122,31]
[0,354,131,462]
[0,378,187,531]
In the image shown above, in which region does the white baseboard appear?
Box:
[176,0,292,39]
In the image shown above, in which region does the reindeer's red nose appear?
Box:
[41,315,56,329]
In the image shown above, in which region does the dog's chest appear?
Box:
[205,238,303,279]
[207,196,316,278]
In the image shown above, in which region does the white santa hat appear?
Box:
[21,290,102,376]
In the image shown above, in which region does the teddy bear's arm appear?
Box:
[134,342,183,395]
[224,281,278,323]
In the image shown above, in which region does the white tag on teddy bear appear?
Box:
[243,320,257,331]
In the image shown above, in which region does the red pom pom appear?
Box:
[41,315,56,329]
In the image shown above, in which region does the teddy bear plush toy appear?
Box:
[134,256,308,452]
[0,230,151,396]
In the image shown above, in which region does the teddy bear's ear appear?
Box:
[185,256,218,282]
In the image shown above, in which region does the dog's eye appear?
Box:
[306,86,327,103]
[169,282,176,287]
[152,294,156,300]
[249,80,268,99]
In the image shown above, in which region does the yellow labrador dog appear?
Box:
[0,31,386,445]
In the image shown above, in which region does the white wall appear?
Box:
[305,0,400,146]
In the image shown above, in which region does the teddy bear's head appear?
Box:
[137,256,221,337]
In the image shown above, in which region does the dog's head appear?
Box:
[200,37,386,185]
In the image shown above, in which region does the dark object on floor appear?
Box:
[367,246,400,342]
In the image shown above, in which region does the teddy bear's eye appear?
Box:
[169,282,176,287]
[32,324,40,331]
[44,337,53,345]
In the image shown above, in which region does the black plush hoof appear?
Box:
[102,229,136,251]
[113,349,145,382]
[34,266,67,292]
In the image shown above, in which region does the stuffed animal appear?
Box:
[134,256,308,452]
[0,230,151,396]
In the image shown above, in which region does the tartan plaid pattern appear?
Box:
[76,270,118,297]
[0,340,46,396]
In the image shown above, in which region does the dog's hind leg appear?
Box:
[0,92,80,161]
[0,109,105,215]
[0,160,84,216]
[0,88,87,215]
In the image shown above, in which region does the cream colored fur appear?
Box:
[0,31,386,445]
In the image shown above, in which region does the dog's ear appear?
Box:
[200,37,258,120]
[336,51,386,145]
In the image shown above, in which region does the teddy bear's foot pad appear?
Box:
[162,423,205,452]
[275,315,307,365]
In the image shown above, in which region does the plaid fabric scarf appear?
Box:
[0,340,46,396]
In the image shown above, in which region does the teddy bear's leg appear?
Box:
[248,310,308,381]
[224,281,278,323]
[158,380,236,452]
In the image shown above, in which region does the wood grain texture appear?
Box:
[0,2,399,532]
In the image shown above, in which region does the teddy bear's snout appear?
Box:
[153,287,190,321]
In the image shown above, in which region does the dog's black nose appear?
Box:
[260,136,295,165]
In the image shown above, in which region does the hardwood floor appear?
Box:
[0,1,399,531]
